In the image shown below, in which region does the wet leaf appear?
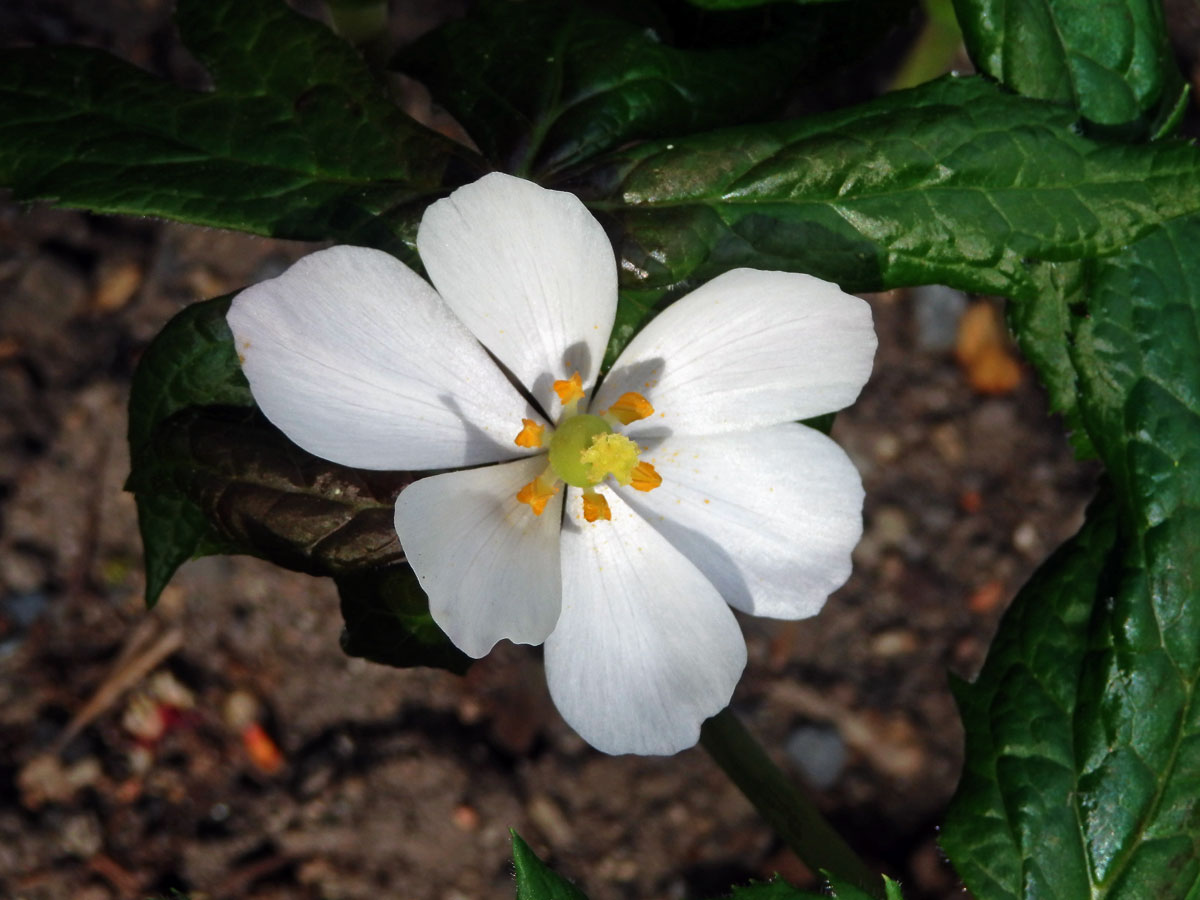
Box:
[952,0,1187,137]
[943,215,1200,898]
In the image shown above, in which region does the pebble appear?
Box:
[912,284,968,352]
[785,724,848,790]
[1012,521,1041,557]
[527,793,573,848]
[60,811,104,857]
[870,629,919,658]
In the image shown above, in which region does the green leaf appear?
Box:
[587,75,1200,313]
[943,216,1200,898]
[512,831,589,900]
[0,0,474,255]
[399,0,907,177]
[941,493,1120,898]
[822,873,906,900]
[952,0,1187,137]
[126,296,253,605]
[337,565,472,674]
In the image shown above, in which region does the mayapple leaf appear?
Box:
[942,216,1200,898]
[337,565,471,674]
[0,0,476,256]
[126,296,253,605]
[398,0,908,177]
[583,75,1200,359]
[952,0,1187,138]
[153,406,412,578]
[512,831,590,900]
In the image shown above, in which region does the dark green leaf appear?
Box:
[154,406,411,578]
[952,0,1187,137]
[586,76,1200,315]
[126,296,253,605]
[822,873,906,900]
[943,216,1200,898]
[1006,260,1095,456]
[512,831,590,900]
[399,0,907,177]
[0,0,475,255]
[337,565,472,674]
[941,493,1120,898]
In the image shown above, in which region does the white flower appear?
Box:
[227,172,876,756]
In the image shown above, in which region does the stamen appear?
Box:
[513,418,546,449]
[516,474,559,516]
[553,372,585,407]
[604,391,654,425]
[581,489,611,523]
[630,461,662,492]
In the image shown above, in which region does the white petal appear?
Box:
[227,246,540,470]
[617,424,863,619]
[545,488,746,755]
[596,269,876,437]
[418,173,617,413]
[394,456,563,657]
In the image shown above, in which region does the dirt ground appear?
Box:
[10,1,1198,899]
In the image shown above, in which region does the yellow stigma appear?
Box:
[580,433,640,486]
[604,391,654,425]
[516,475,559,516]
[553,372,585,406]
[630,461,662,492]
[514,418,546,449]
[582,490,611,522]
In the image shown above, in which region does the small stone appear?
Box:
[527,793,573,847]
[872,506,910,547]
[967,580,1006,614]
[930,423,965,465]
[452,803,480,831]
[60,811,104,857]
[1013,521,1041,557]
[785,724,847,790]
[91,259,143,312]
[873,432,901,462]
[870,629,918,658]
[912,284,968,352]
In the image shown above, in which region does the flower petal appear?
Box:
[545,487,746,755]
[228,246,539,470]
[418,173,617,413]
[596,269,876,437]
[394,456,563,658]
[617,424,864,620]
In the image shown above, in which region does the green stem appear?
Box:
[700,708,883,899]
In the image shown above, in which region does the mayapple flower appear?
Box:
[227,172,876,755]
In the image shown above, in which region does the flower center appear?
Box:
[511,373,663,521]
[548,414,614,488]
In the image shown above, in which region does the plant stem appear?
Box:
[700,708,883,899]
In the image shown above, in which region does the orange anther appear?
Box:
[516,476,559,516]
[630,461,662,492]
[552,371,585,405]
[582,491,611,523]
[606,391,654,425]
[514,418,546,448]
